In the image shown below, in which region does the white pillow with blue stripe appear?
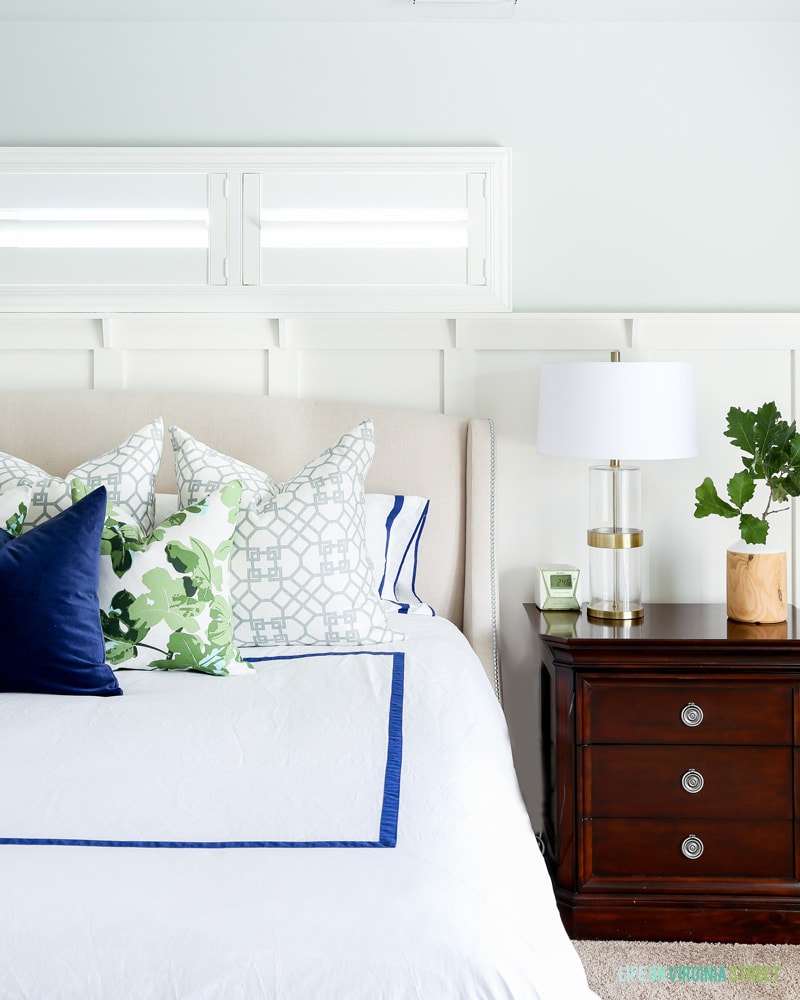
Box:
[365,494,434,616]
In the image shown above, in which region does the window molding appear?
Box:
[0,147,511,314]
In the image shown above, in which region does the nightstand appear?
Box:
[528,602,800,943]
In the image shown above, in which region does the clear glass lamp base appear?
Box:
[587,464,644,621]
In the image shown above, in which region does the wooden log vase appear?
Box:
[726,541,787,624]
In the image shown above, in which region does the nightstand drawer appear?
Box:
[583,746,792,819]
[586,819,794,880]
[579,678,794,745]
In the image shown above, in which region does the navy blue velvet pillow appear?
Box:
[0,485,122,696]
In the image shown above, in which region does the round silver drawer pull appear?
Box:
[681,835,704,860]
[680,702,704,727]
[681,769,705,794]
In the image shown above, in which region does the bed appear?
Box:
[0,391,597,1000]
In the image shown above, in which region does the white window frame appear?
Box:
[0,147,511,314]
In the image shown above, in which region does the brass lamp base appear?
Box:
[587,600,644,622]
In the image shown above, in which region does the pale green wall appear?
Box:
[2,20,799,311]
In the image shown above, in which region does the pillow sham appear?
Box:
[0,419,163,534]
[73,479,249,677]
[0,485,32,539]
[156,490,435,616]
[170,421,400,647]
[0,486,122,697]
[365,494,434,616]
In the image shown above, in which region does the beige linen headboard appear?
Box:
[0,391,500,698]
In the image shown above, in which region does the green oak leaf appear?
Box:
[724,405,760,458]
[754,401,794,463]
[726,402,795,482]
[726,470,755,510]
[725,402,783,458]
[739,512,769,545]
[694,477,739,520]
[771,478,790,504]
[787,432,800,470]
[784,467,800,499]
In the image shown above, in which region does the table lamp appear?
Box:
[536,354,697,621]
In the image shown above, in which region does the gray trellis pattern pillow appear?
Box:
[170,420,401,647]
[0,420,163,534]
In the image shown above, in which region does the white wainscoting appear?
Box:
[1,309,797,826]
[2,308,794,657]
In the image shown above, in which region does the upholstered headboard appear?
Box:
[0,391,499,697]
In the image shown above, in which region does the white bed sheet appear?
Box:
[0,615,597,1000]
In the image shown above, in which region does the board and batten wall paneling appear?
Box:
[123,349,269,395]
[0,312,798,830]
[0,348,94,389]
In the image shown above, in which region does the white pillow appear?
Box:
[155,492,180,523]
[0,420,163,534]
[170,421,401,647]
[365,494,434,616]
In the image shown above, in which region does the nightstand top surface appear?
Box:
[526,602,800,645]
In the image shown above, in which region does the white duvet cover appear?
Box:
[0,616,597,1000]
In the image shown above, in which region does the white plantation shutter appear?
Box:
[0,170,225,286]
[0,148,510,311]
[242,168,486,289]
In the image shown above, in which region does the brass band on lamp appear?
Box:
[587,529,644,549]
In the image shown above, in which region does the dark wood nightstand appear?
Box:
[528,602,800,943]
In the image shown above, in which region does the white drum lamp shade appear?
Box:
[537,360,697,621]
[537,361,698,462]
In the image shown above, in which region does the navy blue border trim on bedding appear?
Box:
[0,650,404,850]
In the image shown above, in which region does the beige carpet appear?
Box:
[573,940,800,999]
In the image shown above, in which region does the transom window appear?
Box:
[0,148,510,312]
